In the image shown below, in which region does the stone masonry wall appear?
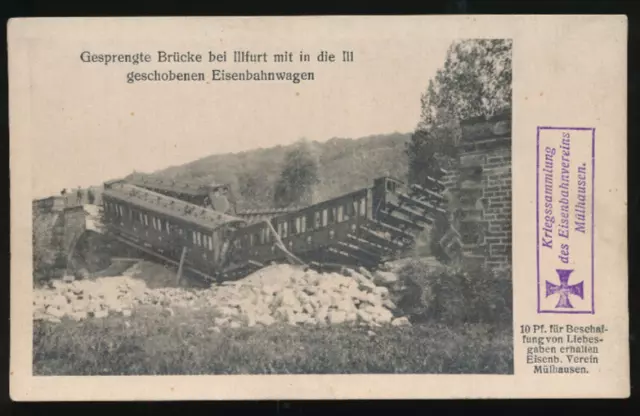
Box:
[443,109,512,271]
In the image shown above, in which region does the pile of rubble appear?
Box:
[33,261,412,328]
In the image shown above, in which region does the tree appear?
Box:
[238,170,273,210]
[274,142,320,208]
[407,39,512,186]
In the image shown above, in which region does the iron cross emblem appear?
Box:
[545,269,584,308]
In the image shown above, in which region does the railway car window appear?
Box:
[322,209,328,227]
[144,215,149,226]
[337,205,344,222]
[329,207,336,224]
[300,216,307,233]
[129,209,132,219]
[165,221,171,234]
[353,200,359,217]
[314,211,321,229]
[306,213,314,230]
[290,219,297,235]
[282,221,288,238]
[360,197,367,216]
[119,206,124,216]
[295,217,301,234]
[208,236,213,250]
[345,202,352,220]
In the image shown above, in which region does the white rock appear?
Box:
[122,309,132,317]
[373,308,394,324]
[391,317,411,327]
[302,302,316,315]
[45,305,65,318]
[69,311,88,321]
[303,286,318,295]
[328,310,347,324]
[275,289,302,311]
[335,299,356,313]
[214,317,229,327]
[217,306,239,317]
[357,309,373,324]
[373,271,399,286]
[255,314,275,326]
[315,305,329,324]
[358,267,374,280]
[50,294,68,307]
[373,286,390,298]
[93,309,109,319]
[352,291,370,303]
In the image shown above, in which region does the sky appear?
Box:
[20,18,453,199]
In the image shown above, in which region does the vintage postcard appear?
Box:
[9,15,628,400]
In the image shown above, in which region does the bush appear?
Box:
[394,259,512,327]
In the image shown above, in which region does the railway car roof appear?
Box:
[103,182,245,230]
[126,173,227,196]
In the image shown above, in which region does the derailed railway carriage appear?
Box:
[102,180,246,280]
[101,175,449,283]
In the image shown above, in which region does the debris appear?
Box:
[33,262,414,329]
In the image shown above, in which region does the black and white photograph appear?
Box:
[29,36,514,376]
[10,16,628,401]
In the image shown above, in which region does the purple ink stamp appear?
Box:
[536,127,595,314]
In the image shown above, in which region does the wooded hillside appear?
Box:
[135,132,411,210]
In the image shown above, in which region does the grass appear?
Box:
[33,306,513,375]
